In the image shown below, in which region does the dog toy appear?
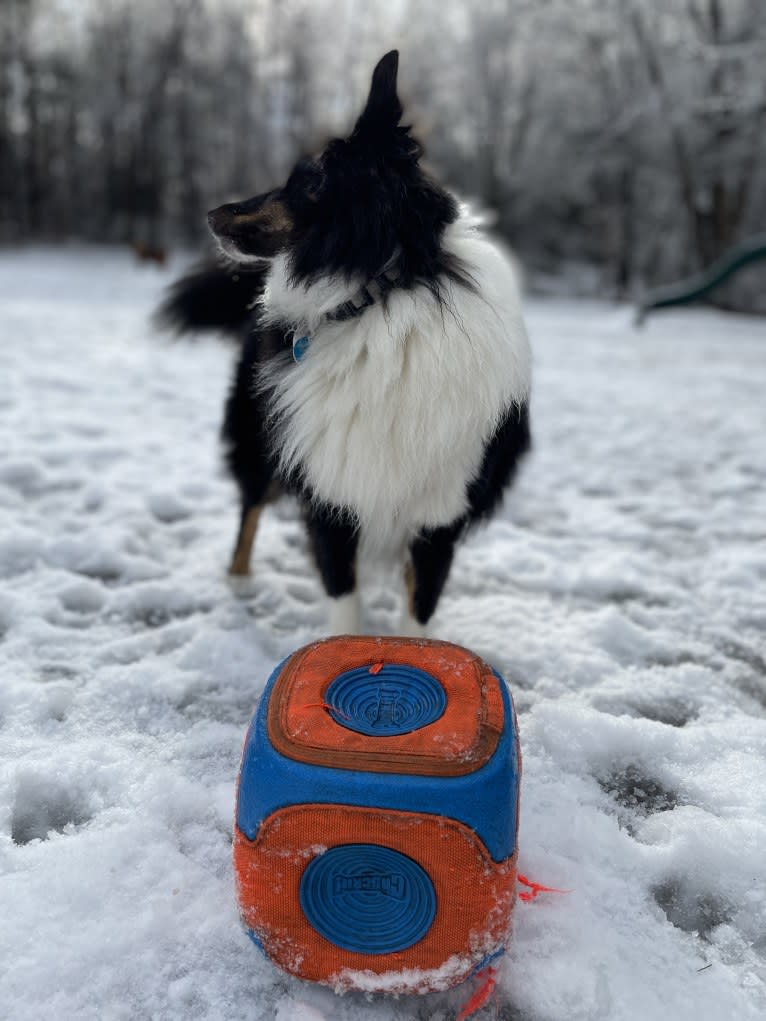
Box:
[233,636,521,994]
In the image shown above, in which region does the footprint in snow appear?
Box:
[652,879,732,941]
[11,773,93,845]
[57,579,107,614]
[598,763,680,837]
[594,695,698,728]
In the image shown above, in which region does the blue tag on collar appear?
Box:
[292,332,311,363]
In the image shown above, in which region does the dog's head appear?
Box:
[207,51,457,285]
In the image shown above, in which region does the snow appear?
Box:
[1,246,765,1021]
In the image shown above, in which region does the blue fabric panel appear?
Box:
[236,659,519,863]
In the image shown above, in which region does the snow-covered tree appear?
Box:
[1,0,763,308]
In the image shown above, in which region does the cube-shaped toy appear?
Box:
[233,636,521,994]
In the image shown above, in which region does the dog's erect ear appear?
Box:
[354,50,402,134]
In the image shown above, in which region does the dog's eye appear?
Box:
[287,159,324,203]
[305,173,324,202]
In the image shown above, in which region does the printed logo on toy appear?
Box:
[332,870,407,900]
[364,686,407,729]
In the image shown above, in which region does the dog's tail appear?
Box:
[154,261,267,338]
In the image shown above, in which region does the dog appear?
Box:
[133,241,167,266]
[157,50,531,636]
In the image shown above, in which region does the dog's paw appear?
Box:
[326,592,361,635]
[397,611,428,639]
[227,571,256,598]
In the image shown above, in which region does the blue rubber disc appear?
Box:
[300,844,436,954]
[325,664,447,736]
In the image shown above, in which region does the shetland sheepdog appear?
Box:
[157,50,531,635]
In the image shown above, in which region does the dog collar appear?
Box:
[291,254,402,363]
[326,260,402,323]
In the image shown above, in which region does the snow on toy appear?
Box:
[233,636,521,994]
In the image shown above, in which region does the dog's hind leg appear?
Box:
[229,480,282,576]
[305,502,361,634]
[230,502,263,577]
[222,334,277,578]
[404,519,465,634]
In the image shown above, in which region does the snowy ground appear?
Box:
[0,246,764,1021]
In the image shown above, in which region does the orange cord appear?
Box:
[517,873,572,902]
[456,967,497,1021]
[297,702,351,720]
[455,876,570,1018]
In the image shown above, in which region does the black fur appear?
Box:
[157,50,531,626]
[221,328,279,508]
[466,404,532,522]
[206,51,473,306]
[409,520,465,626]
[305,504,360,599]
[406,406,531,625]
[154,259,266,337]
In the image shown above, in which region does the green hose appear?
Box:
[637,235,766,323]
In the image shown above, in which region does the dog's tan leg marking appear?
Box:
[229,506,263,577]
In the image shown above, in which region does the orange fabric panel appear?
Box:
[234,804,517,992]
[267,636,504,776]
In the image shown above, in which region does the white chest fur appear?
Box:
[260,214,531,546]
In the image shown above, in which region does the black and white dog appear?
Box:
[158,50,531,635]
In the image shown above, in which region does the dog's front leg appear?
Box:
[403,519,464,635]
[305,502,361,635]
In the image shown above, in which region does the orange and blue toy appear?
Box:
[233,636,521,994]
